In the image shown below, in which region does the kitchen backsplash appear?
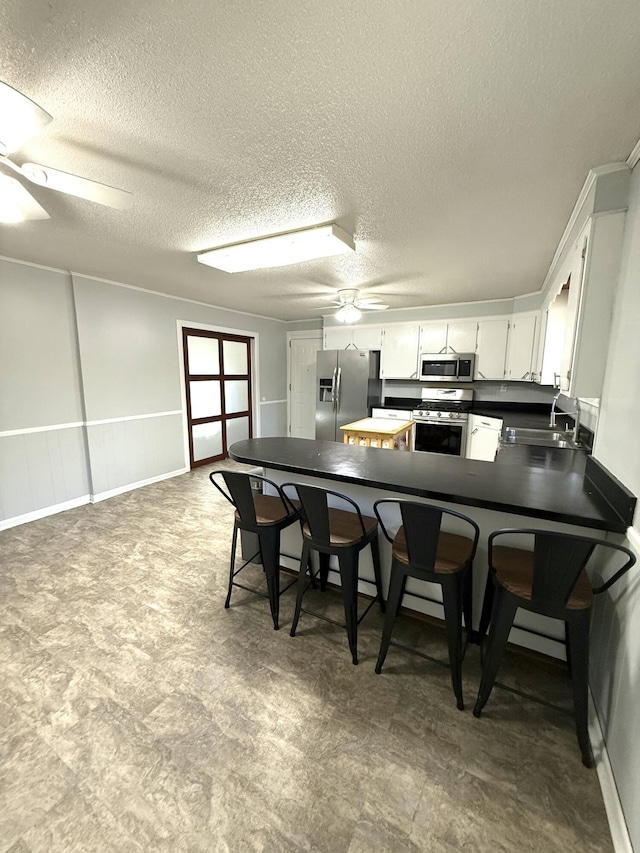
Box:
[382,379,557,404]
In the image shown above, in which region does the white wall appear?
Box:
[0,258,290,526]
[590,161,640,849]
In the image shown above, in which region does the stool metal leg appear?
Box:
[462,563,473,637]
[290,539,312,637]
[441,574,465,711]
[338,549,360,665]
[473,587,519,717]
[225,521,240,609]
[370,534,386,613]
[567,612,594,768]
[258,526,281,631]
[375,565,407,674]
[319,552,330,591]
[477,570,495,645]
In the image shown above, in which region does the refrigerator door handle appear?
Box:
[335,367,342,413]
[331,366,338,412]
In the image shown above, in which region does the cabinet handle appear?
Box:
[439,346,447,354]
[471,428,478,435]
[520,371,530,380]
[448,345,458,353]
[410,371,417,379]
[477,370,486,379]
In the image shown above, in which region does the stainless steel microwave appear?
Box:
[418,353,475,382]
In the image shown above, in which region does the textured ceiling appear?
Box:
[1,0,640,321]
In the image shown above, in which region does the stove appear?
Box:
[411,388,473,422]
[411,388,473,455]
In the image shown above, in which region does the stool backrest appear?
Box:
[374,499,479,571]
[282,482,367,546]
[210,470,293,526]
[489,528,636,610]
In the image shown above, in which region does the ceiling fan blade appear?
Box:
[21,163,134,210]
[355,300,389,310]
[0,81,52,154]
[0,175,50,222]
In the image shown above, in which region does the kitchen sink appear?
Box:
[502,427,579,449]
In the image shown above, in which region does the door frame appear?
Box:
[287,329,323,437]
[177,320,260,468]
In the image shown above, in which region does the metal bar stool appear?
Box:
[210,470,302,630]
[473,528,635,767]
[373,500,480,710]
[282,482,386,665]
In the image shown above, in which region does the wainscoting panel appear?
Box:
[85,413,186,495]
[0,427,90,522]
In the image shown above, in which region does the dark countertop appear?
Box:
[229,437,629,533]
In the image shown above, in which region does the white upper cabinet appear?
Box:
[418,323,448,353]
[380,324,420,378]
[561,212,625,397]
[351,325,383,350]
[446,320,478,354]
[323,325,382,350]
[419,321,477,354]
[475,318,509,380]
[506,313,539,381]
[537,211,625,396]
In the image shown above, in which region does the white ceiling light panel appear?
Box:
[196,223,355,273]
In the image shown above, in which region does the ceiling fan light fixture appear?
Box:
[196,223,355,273]
[335,304,362,324]
[0,175,49,223]
[0,81,52,154]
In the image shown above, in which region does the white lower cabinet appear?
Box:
[466,414,502,461]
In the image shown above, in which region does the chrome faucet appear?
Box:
[550,391,581,442]
[549,390,562,428]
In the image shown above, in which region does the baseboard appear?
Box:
[0,495,91,531]
[90,467,188,503]
[589,692,633,853]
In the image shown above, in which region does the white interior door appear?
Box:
[289,335,322,438]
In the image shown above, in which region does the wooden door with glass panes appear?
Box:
[183,328,253,467]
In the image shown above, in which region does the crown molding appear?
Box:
[627,137,640,170]
[539,163,630,298]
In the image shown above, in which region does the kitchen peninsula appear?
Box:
[230,436,635,658]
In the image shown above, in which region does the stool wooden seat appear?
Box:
[210,470,302,630]
[373,500,480,710]
[282,482,386,665]
[474,528,635,767]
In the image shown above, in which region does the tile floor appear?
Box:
[0,462,613,852]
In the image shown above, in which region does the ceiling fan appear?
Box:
[331,288,390,323]
[0,80,133,223]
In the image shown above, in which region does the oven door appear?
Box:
[414,420,467,456]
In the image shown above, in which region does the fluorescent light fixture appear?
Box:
[196,223,355,273]
[0,175,49,223]
[335,304,362,324]
[0,81,52,154]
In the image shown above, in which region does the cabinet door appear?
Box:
[419,323,447,354]
[324,327,353,350]
[475,318,509,380]
[506,314,537,381]
[380,324,420,378]
[352,325,383,350]
[447,320,478,354]
[466,414,502,461]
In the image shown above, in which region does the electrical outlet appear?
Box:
[500,383,508,392]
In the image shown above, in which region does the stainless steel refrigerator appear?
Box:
[315,349,382,441]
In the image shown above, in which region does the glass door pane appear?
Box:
[223,340,248,374]
[192,422,223,461]
[226,416,250,448]
[224,380,249,414]
[190,381,222,419]
[188,336,220,374]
